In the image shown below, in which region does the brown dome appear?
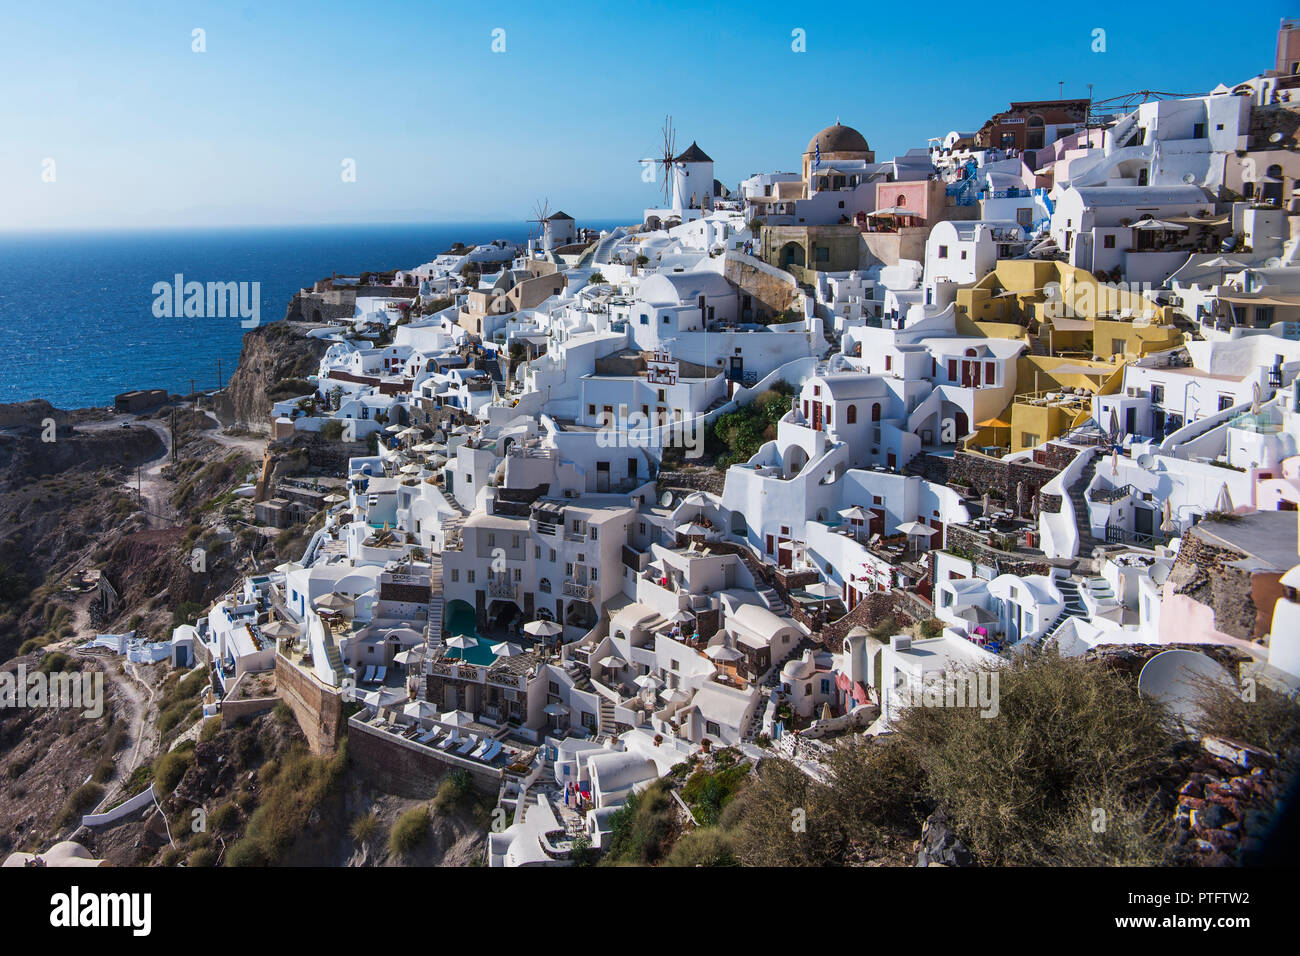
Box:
[806,123,870,155]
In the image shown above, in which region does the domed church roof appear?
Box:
[805,122,870,155]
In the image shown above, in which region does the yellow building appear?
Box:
[955,260,1174,454]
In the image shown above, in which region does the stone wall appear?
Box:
[275,654,345,755]
[656,468,727,496]
[348,717,499,797]
[820,591,910,647]
[946,445,1074,510]
[722,255,798,320]
[1167,528,1273,642]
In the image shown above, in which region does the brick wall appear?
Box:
[348,718,498,797]
[276,654,345,755]
[946,446,1073,509]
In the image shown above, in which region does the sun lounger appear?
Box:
[439,734,459,750]
[456,735,478,755]
[374,665,387,683]
[362,666,376,683]
[416,727,440,744]
[480,740,502,762]
[470,738,491,759]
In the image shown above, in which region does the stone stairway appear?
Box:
[425,553,445,645]
[1066,455,1103,555]
[597,696,617,735]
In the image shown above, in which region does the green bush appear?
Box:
[664,828,737,866]
[351,812,384,845]
[54,782,105,829]
[188,847,217,867]
[225,743,348,866]
[601,780,677,865]
[389,806,431,858]
[210,802,240,831]
[153,749,194,794]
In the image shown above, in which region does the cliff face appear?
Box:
[211,321,328,431]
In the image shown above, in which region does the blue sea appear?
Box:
[0,221,629,409]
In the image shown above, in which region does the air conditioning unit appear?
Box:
[1126,387,1138,397]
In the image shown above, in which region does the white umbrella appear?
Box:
[400,463,421,474]
[440,709,474,727]
[804,581,839,600]
[839,505,870,522]
[1160,499,1176,534]
[524,619,563,638]
[412,442,437,452]
[393,646,430,667]
[667,610,694,624]
[704,644,743,662]
[362,686,404,709]
[1132,218,1188,231]
[675,522,710,536]
[895,520,933,538]
[323,493,347,504]
[403,700,439,720]
[397,426,421,438]
[633,674,663,690]
[314,592,353,612]
[445,635,478,650]
[384,424,403,434]
[596,655,624,669]
[260,621,297,639]
[1214,483,1234,514]
[490,641,525,657]
[543,702,570,716]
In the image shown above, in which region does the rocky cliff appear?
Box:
[210,321,328,431]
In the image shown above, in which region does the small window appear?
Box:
[938,245,949,259]
[1103,235,1116,249]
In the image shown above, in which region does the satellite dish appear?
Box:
[1182,173,1196,184]
[1270,131,1284,144]
[1138,649,1233,727]
[1137,453,1154,470]
[659,491,673,508]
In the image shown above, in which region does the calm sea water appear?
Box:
[0,221,628,409]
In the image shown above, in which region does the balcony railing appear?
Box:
[562,580,593,600]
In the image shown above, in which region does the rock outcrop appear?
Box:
[210,322,328,431]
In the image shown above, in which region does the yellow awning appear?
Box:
[977,417,1011,429]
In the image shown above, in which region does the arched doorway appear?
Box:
[779,242,806,269]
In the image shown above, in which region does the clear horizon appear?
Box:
[3,0,1289,231]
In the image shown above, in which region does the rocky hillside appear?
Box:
[210,321,328,430]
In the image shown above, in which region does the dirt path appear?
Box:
[78,414,176,528]
[200,411,268,459]
[69,648,160,813]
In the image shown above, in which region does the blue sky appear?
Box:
[1,0,1290,230]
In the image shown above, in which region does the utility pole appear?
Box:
[217,358,223,390]
[170,408,177,466]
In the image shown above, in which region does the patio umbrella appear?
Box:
[403,700,439,720]
[1214,483,1234,514]
[490,641,525,657]
[955,605,997,626]
[1160,499,1176,534]
[397,426,421,438]
[440,709,474,727]
[667,610,694,624]
[524,619,563,638]
[314,592,353,612]
[682,492,711,507]
[393,646,430,667]
[675,522,710,536]
[445,635,478,650]
[1132,218,1188,231]
[633,674,663,690]
[400,463,421,474]
[543,702,570,716]
[839,505,870,523]
[260,621,297,639]
[323,493,346,505]
[704,644,743,662]
[384,424,403,434]
[596,655,624,669]
[362,686,404,709]
[412,442,437,453]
